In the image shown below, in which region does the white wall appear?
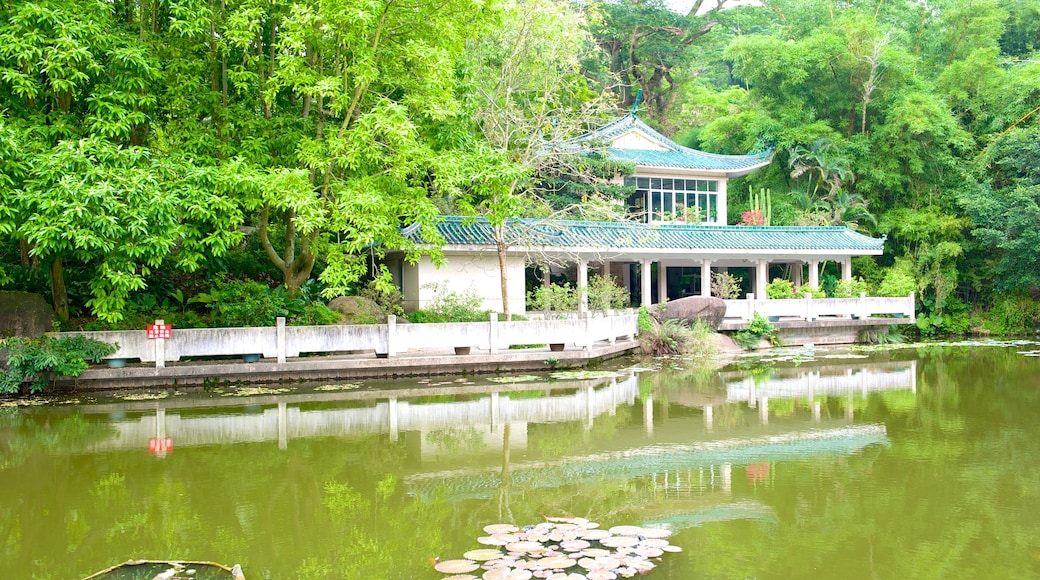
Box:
[404,252,526,314]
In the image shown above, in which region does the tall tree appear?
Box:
[454,0,619,320]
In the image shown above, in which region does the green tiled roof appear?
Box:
[408,216,886,253]
[566,113,773,172]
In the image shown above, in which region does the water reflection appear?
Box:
[0,355,932,579]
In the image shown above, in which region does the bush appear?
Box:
[733,311,779,350]
[829,276,869,298]
[711,271,743,299]
[408,283,490,323]
[765,278,795,299]
[0,335,117,394]
[528,283,579,315]
[878,260,917,297]
[360,280,405,318]
[586,275,629,311]
[979,294,1040,335]
[795,285,826,299]
[639,318,716,356]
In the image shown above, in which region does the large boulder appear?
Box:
[327,295,386,325]
[0,291,55,338]
[658,295,727,330]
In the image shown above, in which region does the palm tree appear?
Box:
[788,137,854,200]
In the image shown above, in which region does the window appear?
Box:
[625,177,720,223]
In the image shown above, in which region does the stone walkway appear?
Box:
[58,340,641,389]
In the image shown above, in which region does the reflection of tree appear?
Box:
[678,347,1040,578]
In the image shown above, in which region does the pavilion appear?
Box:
[391,112,886,313]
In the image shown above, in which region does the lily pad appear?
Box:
[434,559,480,574]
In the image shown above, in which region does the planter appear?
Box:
[454,346,472,355]
[893,313,904,319]
[549,343,565,352]
[242,353,262,363]
[767,316,781,323]
[106,358,127,368]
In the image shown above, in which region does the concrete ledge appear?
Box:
[718,317,912,332]
[56,341,640,390]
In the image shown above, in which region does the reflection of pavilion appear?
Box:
[76,376,640,454]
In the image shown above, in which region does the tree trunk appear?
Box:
[497,238,511,321]
[49,256,69,322]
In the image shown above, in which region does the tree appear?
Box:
[959,125,1040,293]
[454,0,620,320]
[588,0,736,124]
[16,139,244,322]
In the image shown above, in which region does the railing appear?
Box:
[59,310,639,368]
[723,293,915,323]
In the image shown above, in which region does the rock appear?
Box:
[0,291,55,338]
[658,296,727,330]
[327,295,386,325]
[710,333,743,353]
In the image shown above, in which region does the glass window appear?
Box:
[708,180,717,192]
[708,194,717,220]
[637,177,649,189]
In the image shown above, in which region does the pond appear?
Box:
[1,341,1039,579]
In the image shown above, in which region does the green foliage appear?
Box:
[639,318,716,356]
[711,271,743,299]
[360,281,405,318]
[878,259,918,297]
[407,283,489,323]
[0,335,116,393]
[734,311,779,350]
[528,283,579,314]
[637,305,654,333]
[830,276,870,298]
[977,294,1040,336]
[196,278,339,328]
[916,296,972,336]
[585,274,629,311]
[796,285,827,299]
[765,278,795,299]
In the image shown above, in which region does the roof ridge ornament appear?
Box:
[630,88,642,116]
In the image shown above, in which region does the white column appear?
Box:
[842,258,853,282]
[809,259,820,289]
[578,258,589,313]
[644,393,654,436]
[641,259,652,307]
[154,319,165,368]
[601,261,611,278]
[704,405,713,431]
[793,262,802,288]
[755,260,768,300]
[700,259,712,297]
[657,262,668,303]
[388,397,399,442]
[717,180,728,224]
[276,317,286,363]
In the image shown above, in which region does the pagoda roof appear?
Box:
[562,113,773,177]
[404,216,885,259]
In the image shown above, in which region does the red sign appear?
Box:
[146,323,172,339]
[747,462,770,482]
[149,437,174,456]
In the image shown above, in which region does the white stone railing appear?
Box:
[723,293,915,323]
[58,310,639,367]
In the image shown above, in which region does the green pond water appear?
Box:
[2,342,1040,579]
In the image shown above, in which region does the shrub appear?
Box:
[361,280,405,318]
[198,278,288,327]
[829,276,869,298]
[586,275,629,311]
[408,283,489,323]
[289,303,341,326]
[878,260,917,297]
[979,294,1040,335]
[639,318,716,356]
[528,283,579,315]
[711,271,743,299]
[0,335,117,394]
[733,311,779,350]
[795,285,826,299]
[637,305,654,332]
[765,278,795,299]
